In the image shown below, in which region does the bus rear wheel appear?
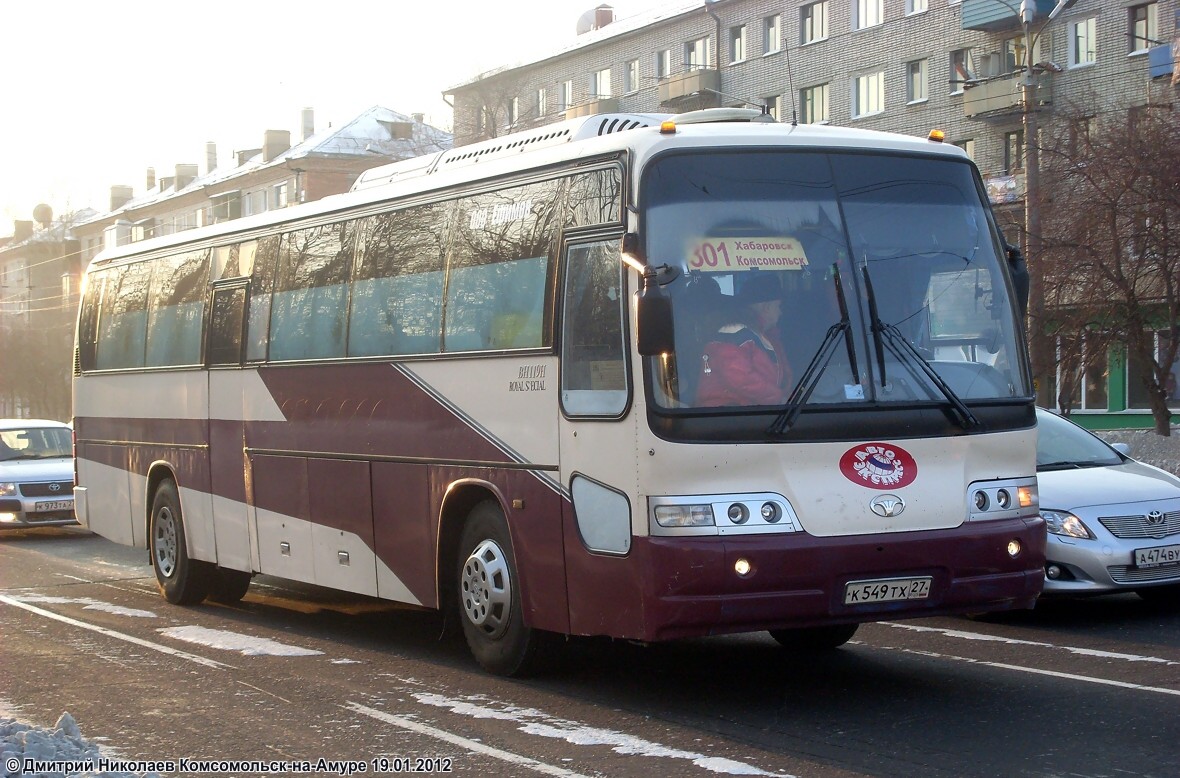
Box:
[150,479,212,605]
[769,623,859,650]
[456,501,548,676]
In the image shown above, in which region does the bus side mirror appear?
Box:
[636,267,675,356]
[1005,241,1029,319]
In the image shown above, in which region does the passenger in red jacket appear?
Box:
[696,280,793,407]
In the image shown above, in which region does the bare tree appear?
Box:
[1039,104,1180,435]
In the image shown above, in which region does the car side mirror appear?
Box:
[1111,442,1130,457]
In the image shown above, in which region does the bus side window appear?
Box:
[246,235,281,362]
[95,261,152,370]
[207,285,248,366]
[145,249,208,367]
[561,239,628,416]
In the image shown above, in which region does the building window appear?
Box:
[951,48,977,93]
[507,97,519,125]
[1126,330,1176,409]
[764,14,781,54]
[853,71,884,117]
[536,88,547,117]
[1068,115,1097,155]
[730,24,747,62]
[1069,17,1097,67]
[1003,129,1024,173]
[906,0,927,14]
[906,58,928,103]
[685,37,709,71]
[854,0,883,30]
[801,2,828,45]
[1129,3,1159,54]
[592,68,612,98]
[953,138,976,159]
[1055,332,1109,411]
[801,83,829,123]
[560,80,574,111]
[656,49,672,79]
[273,182,289,209]
[625,59,639,93]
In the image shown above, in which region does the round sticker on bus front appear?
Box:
[839,443,918,489]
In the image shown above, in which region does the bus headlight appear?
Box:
[654,504,715,528]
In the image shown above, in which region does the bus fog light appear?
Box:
[1007,540,1022,558]
[1046,564,1062,580]
[997,489,1011,510]
[727,503,749,524]
[974,491,989,511]
[761,502,781,523]
[654,505,715,528]
[734,558,752,576]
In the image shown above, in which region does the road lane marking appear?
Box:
[158,625,323,656]
[409,691,794,777]
[875,644,1180,697]
[0,594,233,670]
[881,622,1179,666]
[346,702,592,778]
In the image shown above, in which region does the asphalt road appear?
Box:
[2,526,1178,778]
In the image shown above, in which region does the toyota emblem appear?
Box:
[870,495,906,518]
[49,483,61,492]
[1145,510,1165,525]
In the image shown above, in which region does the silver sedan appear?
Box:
[1036,408,1180,601]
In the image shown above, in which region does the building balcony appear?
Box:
[963,72,1052,118]
[961,0,1056,31]
[657,68,720,106]
[564,98,620,120]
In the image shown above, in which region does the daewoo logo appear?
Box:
[839,443,918,490]
[870,495,906,518]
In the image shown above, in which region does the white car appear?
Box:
[0,419,77,529]
[1037,408,1180,601]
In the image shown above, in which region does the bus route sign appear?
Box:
[688,236,809,272]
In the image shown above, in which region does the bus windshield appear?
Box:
[643,149,1029,421]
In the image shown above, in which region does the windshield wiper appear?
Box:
[769,265,859,434]
[861,266,980,430]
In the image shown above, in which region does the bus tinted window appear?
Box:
[445,181,558,352]
[349,203,447,357]
[95,261,152,370]
[145,249,208,367]
[77,270,107,372]
[561,240,627,416]
[566,168,623,227]
[269,223,355,361]
[246,235,281,362]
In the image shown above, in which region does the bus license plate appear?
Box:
[1134,544,1180,568]
[844,576,932,605]
[35,500,73,512]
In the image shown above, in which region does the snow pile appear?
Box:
[0,712,157,778]
[1097,426,1180,477]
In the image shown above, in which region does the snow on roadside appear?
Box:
[0,710,158,777]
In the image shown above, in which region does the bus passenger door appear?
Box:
[206,281,254,573]
[557,236,645,639]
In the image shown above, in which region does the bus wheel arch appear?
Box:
[148,473,212,605]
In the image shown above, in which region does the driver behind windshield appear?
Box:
[696,278,793,407]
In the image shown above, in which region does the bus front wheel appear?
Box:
[150,479,212,605]
[769,623,859,650]
[456,501,547,676]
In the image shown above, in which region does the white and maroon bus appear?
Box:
[73,109,1044,675]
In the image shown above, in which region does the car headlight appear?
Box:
[654,504,715,528]
[1041,509,1094,540]
[0,482,16,497]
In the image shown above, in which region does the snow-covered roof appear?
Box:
[445,0,704,90]
[78,106,452,226]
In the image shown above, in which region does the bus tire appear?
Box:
[769,623,859,650]
[150,479,212,605]
[208,568,252,605]
[456,501,547,676]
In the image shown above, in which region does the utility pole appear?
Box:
[1020,0,1076,406]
